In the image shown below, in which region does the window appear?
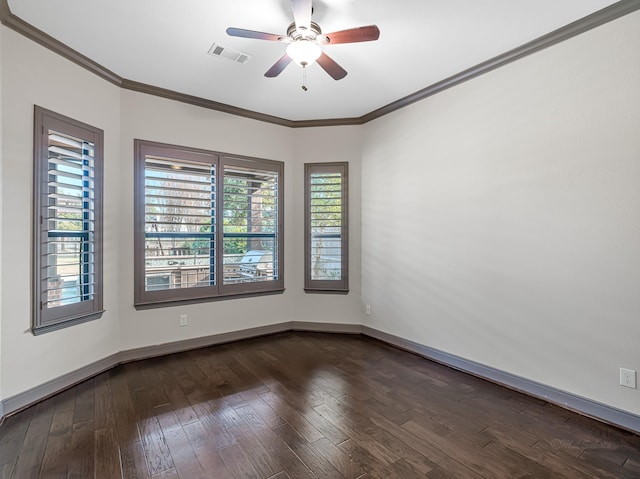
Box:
[304,162,348,293]
[33,106,104,334]
[134,140,284,307]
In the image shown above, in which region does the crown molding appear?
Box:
[121,79,297,127]
[361,0,640,123]
[1,0,639,127]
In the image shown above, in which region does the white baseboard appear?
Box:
[2,323,639,435]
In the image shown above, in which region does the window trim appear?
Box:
[32,106,104,334]
[304,162,349,293]
[134,140,284,308]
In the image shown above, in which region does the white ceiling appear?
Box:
[8,0,619,122]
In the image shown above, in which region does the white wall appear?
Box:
[117,95,363,351]
[291,127,363,324]
[361,11,640,414]
[0,27,121,399]
[0,24,365,401]
[0,22,4,403]
[1,7,638,421]
[117,91,298,351]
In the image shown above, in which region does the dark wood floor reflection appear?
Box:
[1,332,639,478]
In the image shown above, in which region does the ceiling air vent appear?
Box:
[208,42,251,64]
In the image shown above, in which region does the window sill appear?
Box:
[304,288,349,295]
[32,310,105,336]
[134,288,285,310]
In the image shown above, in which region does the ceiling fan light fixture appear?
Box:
[286,40,322,67]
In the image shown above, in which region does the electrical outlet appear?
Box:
[365,304,371,315]
[620,368,637,389]
[179,314,188,327]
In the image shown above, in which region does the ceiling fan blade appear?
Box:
[226,27,283,42]
[265,54,293,77]
[324,25,380,44]
[290,0,312,31]
[316,52,347,80]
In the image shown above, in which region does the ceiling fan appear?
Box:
[226,0,380,82]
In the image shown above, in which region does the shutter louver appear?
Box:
[143,157,215,291]
[309,171,344,281]
[134,140,284,307]
[43,130,96,308]
[222,165,279,284]
[304,162,348,292]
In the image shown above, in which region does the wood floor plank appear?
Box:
[94,372,118,431]
[72,378,95,424]
[218,443,261,479]
[260,389,349,445]
[266,472,290,479]
[389,458,431,479]
[314,402,401,466]
[311,438,365,479]
[0,409,34,469]
[323,394,438,475]
[238,388,286,429]
[67,420,95,479]
[155,406,207,479]
[120,441,152,479]
[154,358,198,427]
[11,401,55,479]
[182,420,234,477]
[273,422,344,479]
[623,457,640,473]
[1,332,639,479]
[38,396,74,478]
[232,405,317,479]
[137,414,174,476]
[95,427,122,479]
[217,406,282,477]
[109,368,141,445]
[0,463,14,479]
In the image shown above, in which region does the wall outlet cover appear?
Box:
[620,368,637,389]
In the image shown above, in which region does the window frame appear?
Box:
[32,106,104,334]
[134,140,284,308]
[304,162,349,293]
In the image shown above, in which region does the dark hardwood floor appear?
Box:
[1,332,639,478]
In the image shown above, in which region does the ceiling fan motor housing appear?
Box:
[287,21,324,42]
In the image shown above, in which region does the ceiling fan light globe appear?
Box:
[286,41,322,67]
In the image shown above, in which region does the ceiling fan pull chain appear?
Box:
[302,66,308,91]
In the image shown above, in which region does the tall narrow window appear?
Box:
[304,162,348,293]
[33,106,104,334]
[134,141,284,307]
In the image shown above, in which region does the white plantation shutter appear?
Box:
[304,163,348,292]
[34,107,104,334]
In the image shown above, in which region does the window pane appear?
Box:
[33,106,104,334]
[144,156,215,291]
[222,165,279,285]
[134,140,284,307]
[305,162,348,293]
[310,171,343,280]
[44,130,96,309]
